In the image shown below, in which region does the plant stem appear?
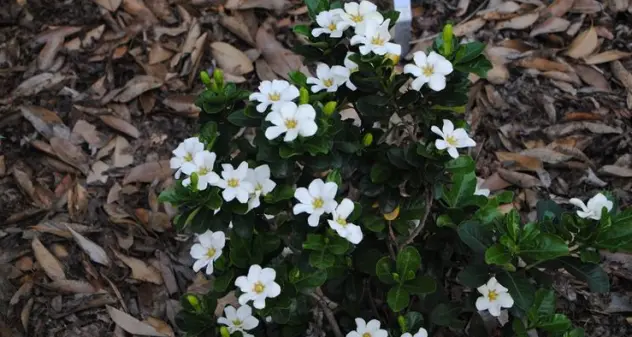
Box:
[399,191,434,250]
[310,289,343,337]
[387,221,398,259]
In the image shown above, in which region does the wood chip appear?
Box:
[99,115,140,138]
[566,27,599,59]
[32,237,66,281]
[66,225,110,266]
[112,251,163,284]
[107,306,168,336]
[599,165,632,178]
[123,160,172,184]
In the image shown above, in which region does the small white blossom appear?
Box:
[474,177,490,197]
[216,162,255,204]
[181,151,221,191]
[350,19,401,56]
[402,328,428,337]
[346,318,387,337]
[475,277,514,317]
[170,137,204,179]
[337,1,384,32]
[312,9,346,38]
[217,305,259,337]
[246,164,277,211]
[235,264,281,309]
[327,199,363,244]
[265,102,318,142]
[190,230,226,275]
[431,119,476,159]
[293,179,338,227]
[345,52,359,72]
[307,63,352,93]
[569,193,613,221]
[404,51,453,91]
[249,80,300,113]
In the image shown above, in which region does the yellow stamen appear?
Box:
[422,65,435,76]
[488,290,498,302]
[184,153,193,162]
[336,218,347,226]
[199,167,209,175]
[445,135,458,146]
[351,14,363,23]
[254,282,265,294]
[323,78,334,87]
[313,198,324,209]
[328,23,337,31]
[370,35,385,46]
[227,178,239,188]
[232,319,242,326]
[206,248,216,258]
[268,92,281,101]
[285,119,298,129]
[362,333,372,337]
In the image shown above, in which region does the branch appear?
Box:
[310,289,343,337]
[399,191,434,250]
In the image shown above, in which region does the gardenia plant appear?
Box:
[161,1,632,337]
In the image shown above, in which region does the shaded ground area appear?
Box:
[1,0,632,336]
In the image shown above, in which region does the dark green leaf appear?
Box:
[519,233,569,262]
[303,234,326,251]
[530,288,555,317]
[229,232,252,268]
[356,95,391,116]
[387,285,410,312]
[254,232,281,254]
[454,55,493,78]
[292,25,310,37]
[199,121,218,149]
[537,314,571,333]
[443,172,477,208]
[376,257,396,284]
[485,243,512,266]
[309,251,335,269]
[362,214,386,232]
[430,303,462,327]
[457,264,489,288]
[396,246,421,281]
[370,163,392,183]
[580,249,601,264]
[595,209,632,250]
[213,269,235,293]
[326,169,342,186]
[564,328,585,337]
[232,213,254,239]
[444,156,475,174]
[404,312,424,332]
[329,235,350,255]
[402,275,436,295]
[458,221,493,253]
[227,109,261,127]
[553,257,609,293]
[536,199,563,222]
[290,268,328,290]
[305,0,329,18]
[264,184,295,204]
[455,41,486,64]
[496,271,535,311]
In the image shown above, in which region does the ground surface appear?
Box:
[1,0,632,336]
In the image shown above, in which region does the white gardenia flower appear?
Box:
[569,193,613,221]
[346,318,388,337]
[431,119,476,159]
[404,51,453,91]
[190,230,226,275]
[401,328,429,337]
[474,177,490,197]
[246,164,277,211]
[312,9,346,38]
[170,137,204,179]
[327,198,363,244]
[265,102,318,142]
[235,264,281,309]
[216,162,255,204]
[293,179,338,227]
[350,19,401,56]
[475,277,514,317]
[338,1,384,32]
[181,151,221,191]
[217,305,259,337]
[249,80,300,113]
[307,63,352,93]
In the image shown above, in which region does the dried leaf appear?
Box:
[570,0,603,13]
[107,183,122,204]
[112,251,163,284]
[87,161,109,185]
[495,152,543,171]
[225,0,287,12]
[574,65,610,90]
[162,95,200,117]
[255,58,278,81]
[599,165,632,178]
[210,42,254,75]
[113,75,163,103]
[10,281,33,305]
[544,0,576,17]
[39,36,63,71]
[144,317,175,337]
[496,13,539,30]
[454,18,486,36]
[11,73,66,99]
[68,182,88,221]
[47,280,98,293]
[544,122,622,137]
[566,27,599,59]
[148,44,174,65]
[32,237,66,281]
[520,148,572,164]
[66,225,110,266]
[584,50,632,64]
[100,115,140,139]
[479,1,521,20]
[456,0,470,16]
[219,14,255,46]
[20,105,71,140]
[50,137,89,174]
[611,61,632,92]
[515,58,570,72]
[113,136,134,168]
[497,168,542,188]
[92,0,122,11]
[72,120,108,150]
[256,24,307,80]
[21,298,34,333]
[123,160,172,184]
[530,17,570,36]
[107,306,168,336]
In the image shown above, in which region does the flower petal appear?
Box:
[447,146,459,159]
[307,212,321,227]
[259,268,276,283]
[192,258,209,272]
[442,119,455,135]
[337,198,355,218]
[265,281,281,298]
[413,51,428,67]
[265,126,285,140]
[428,74,447,91]
[404,64,422,77]
[435,139,448,150]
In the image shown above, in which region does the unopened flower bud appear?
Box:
[397,315,407,333]
[299,87,310,105]
[200,71,212,88]
[442,24,454,56]
[362,133,373,146]
[323,101,337,116]
[186,294,201,312]
[220,327,231,337]
[213,68,224,89]
[386,53,400,65]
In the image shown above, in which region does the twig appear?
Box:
[398,191,433,250]
[387,221,398,259]
[408,0,490,45]
[310,289,343,337]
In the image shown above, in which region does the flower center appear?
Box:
[488,290,498,302]
[445,135,458,146]
[351,14,363,23]
[312,197,324,209]
[323,78,334,87]
[422,65,435,76]
[184,153,193,162]
[255,183,263,191]
[362,333,372,337]
[328,22,337,31]
[206,248,216,258]
[285,119,298,129]
[232,319,242,327]
[227,178,240,188]
[336,217,347,226]
[370,35,385,46]
[268,92,281,101]
[254,282,265,294]
[199,167,209,175]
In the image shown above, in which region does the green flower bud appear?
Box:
[323,101,337,116]
[362,133,374,146]
[397,315,407,333]
[442,24,454,56]
[220,327,231,337]
[299,87,310,105]
[186,294,202,312]
[213,68,224,89]
[200,71,212,88]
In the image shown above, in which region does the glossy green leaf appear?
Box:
[519,233,569,262]
[485,243,512,266]
[290,268,328,290]
[457,264,489,288]
[455,41,486,64]
[309,251,335,269]
[443,172,477,208]
[553,257,609,293]
[376,257,396,284]
[430,303,462,327]
[387,285,410,312]
[595,209,632,249]
[537,314,571,332]
[458,221,493,253]
[303,234,326,251]
[213,269,235,293]
[396,246,421,281]
[496,271,535,311]
[370,163,392,183]
[227,109,261,127]
[444,156,475,174]
[530,288,555,317]
[401,275,436,295]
